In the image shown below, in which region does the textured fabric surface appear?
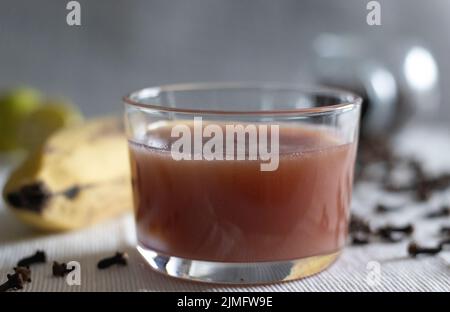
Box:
[0,125,449,292]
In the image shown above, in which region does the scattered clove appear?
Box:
[440,226,450,236]
[349,214,373,246]
[0,273,25,292]
[358,135,450,202]
[379,154,450,202]
[349,214,371,234]
[375,224,414,243]
[424,205,450,219]
[355,137,450,252]
[388,174,450,202]
[13,266,31,283]
[377,224,414,235]
[408,242,442,258]
[17,250,47,267]
[351,232,370,245]
[375,203,401,214]
[52,262,74,277]
[350,215,415,245]
[97,252,128,269]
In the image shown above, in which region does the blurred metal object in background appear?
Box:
[314,33,440,138]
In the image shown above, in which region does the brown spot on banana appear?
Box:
[5,177,129,214]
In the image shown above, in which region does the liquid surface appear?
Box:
[129,123,357,262]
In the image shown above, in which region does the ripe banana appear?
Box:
[2,117,132,231]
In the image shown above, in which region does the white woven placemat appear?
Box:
[1,125,449,291]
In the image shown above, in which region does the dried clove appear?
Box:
[350,214,416,245]
[351,232,370,245]
[17,250,47,267]
[385,178,433,201]
[0,273,25,292]
[424,205,450,219]
[376,224,414,243]
[349,214,373,246]
[408,242,442,258]
[381,156,450,202]
[97,252,128,269]
[375,203,401,214]
[349,214,371,234]
[440,226,450,236]
[52,262,74,277]
[357,134,450,207]
[377,231,402,243]
[13,266,31,283]
[377,224,414,235]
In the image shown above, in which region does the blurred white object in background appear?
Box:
[404,46,438,92]
[403,46,440,113]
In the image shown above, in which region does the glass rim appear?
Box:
[123,82,362,116]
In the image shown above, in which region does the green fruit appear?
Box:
[0,88,42,151]
[18,100,84,151]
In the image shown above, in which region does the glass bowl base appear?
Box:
[137,245,340,285]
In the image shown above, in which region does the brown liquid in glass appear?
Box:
[129,123,356,262]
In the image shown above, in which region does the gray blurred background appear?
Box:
[0,0,449,123]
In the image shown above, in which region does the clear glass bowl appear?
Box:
[124,83,361,284]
